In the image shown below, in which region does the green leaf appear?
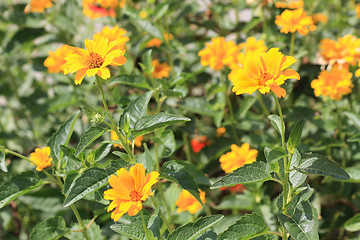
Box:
[287,119,305,153]
[268,115,284,136]
[136,144,155,172]
[156,129,176,158]
[278,201,319,240]
[213,194,253,210]
[113,151,131,163]
[160,160,202,204]
[174,161,211,186]
[0,171,43,209]
[239,96,257,118]
[344,112,360,129]
[60,145,82,163]
[111,75,151,89]
[47,111,80,165]
[63,161,124,207]
[296,153,350,180]
[153,3,169,20]
[30,216,68,240]
[218,213,268,240]
[135,20,162,39]
[131,113,190,138]
[348,132,360,142]
[344,213,360,232]
[267,147,286,164]
[110,210,160,240]
[80,106,97,119]
[119,91,153,130]
[181,98,216,116]
[0,147,7,172]
[211,162,272,189]
[289,149,307,188]
[65,219,101,240]
[168,215,223,240]
[75,126,107,157]
[142,49,153,73]
[93,143,112,162]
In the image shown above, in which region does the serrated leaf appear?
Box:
[344,213,360,232]
[81,106,97,118]
[75,126,107,157]
[111,75,151,89]
[119,91,153,130]
[267,147,286,164]
[160,160,202,204]
[132,113,190,138]
[296,153,350,180]
[218,213,268,240]
[0,147,7,172]
[211,162,272,189]
[30,216,68,240]
[289,149,307,188]
[277,201,319,240]
[47,111,80,165]
[268,115,284,136]
[0,171,43,209]
[65,219,101,240]
[63,161,124,207]
[93,143,112,162]
[288,119,305,153]
[168,215,223,240]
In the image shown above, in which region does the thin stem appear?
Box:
[223,78,240,145]
[182,132,193,163]
[5,149,33,164]
[256,92,270,116]
[70,205,90,240]
[268,231,283,237]
[150,196,173,232]
[289,33,295,56]
[95,76,135,162]
[140,210,153,240]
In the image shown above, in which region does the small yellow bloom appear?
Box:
[25,0,53,13]
[198,37,239,71]
[311,13,328,24]
[275,0,304,9]
[216,127,226,137]
[111,131,144,148]
[275,8,316,36]
[93,26,129,48]
[356,4,360,18]
[311,66,353,101]
[220,143,258,173]
[151,59,171,79]
[176,189,206,214]
[29,147,52,171]
[64,37,126,85]
[140,10,148,19]
[239,37,268,55]
[104,164,159,221]
[44,45,71,73]
[229,48,299,98]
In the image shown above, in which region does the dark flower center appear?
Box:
[86,52,104,69]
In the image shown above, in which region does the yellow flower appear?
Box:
[146,38,162,48]
[151,59,171,79]
[64,37,126,85]
[198,37,239,71]
[29,147,52,171]
[104,164,159,221]
[176,189,206,214]
[140,10,148,19]
[25,0,53,13]
[356,4,360,18]
[311,13,328,24]
[275,8,316,36]
[82,0,116,19]
[111,131,144,148]
[216,127,226,137]
[44,45,71,73]
[275,0,304,9]
[164,32,174,42]
[219,143,258,173]
[319,35,360,66]
[93,26,129,48]
[311,66,353,101]
[239,37,268,55]
[229,48,299,98]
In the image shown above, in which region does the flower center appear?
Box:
[85,52,104,69]
[129,190,142,202]
[258,72,272,86]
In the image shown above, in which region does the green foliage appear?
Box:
[0,146,7,172]
[75,126,107,156]
[30,216,68,240]
[287,119,305,154]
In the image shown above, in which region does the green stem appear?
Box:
[224,79,240,145]
[70,205,90,240]
[150,196,173,232]
[140,210,153,240]
[95,76,135,162]
[182,132,193,163]
[289,33,295,56]
[256,92,270,116]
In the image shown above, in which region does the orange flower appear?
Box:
[29,147,52,171]
[216,127,226,137]
[104,164,159,221]
[164,32,174,42]
[312,13,328,24]
[151,59,171,79]
[356,4,360,18]
[25,0,53,13]
[220,143,258,173]
[275,0,304,9]
[176,189,206,214]
[64,37,126,85]
[239,37,268,55]
[191,136,210,154]
[229,48,299,98]
[111,131,144,148]
[319,35,360,66]
[275,8,316,36]
[93,26,129,48]
[44,45,71,73]
[198,37,240,71]
[220,184,246,193]
[146,38,162,48]
[82,0,116,19]
[311,66,353,100]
